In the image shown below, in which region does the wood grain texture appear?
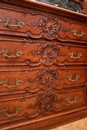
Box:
[0,0,87,130]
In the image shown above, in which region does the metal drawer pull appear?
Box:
[0,107,22,117]
[0,49,23,58]
[68,52,82,59]
[0,18,25,28]
[66,74,80,82]
[71,29,85,37]
[0,78,23,88]
[65,96,78,104]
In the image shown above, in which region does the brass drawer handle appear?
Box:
[0,18,25,28]
[65,96,78,104]
[0,107,22,117]
[0,78,23,88]
[66,74,80,82]
[68,52,82,59]
[71,29,85,37]
[0,49,23,58]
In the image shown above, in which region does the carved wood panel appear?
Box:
[0,88,86,123]
[0,67,86,94]
[0,40,87,66]
[0,1,87,130]
[0,7,87,43]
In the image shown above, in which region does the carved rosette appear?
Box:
[27,92,65,117]
[40,17,63,39]
[38,69,58,89]
[30,43,60,65]
[37,92,56,113]
[29,68,58,91]
[39,43,60,65]
[28,15,67,40]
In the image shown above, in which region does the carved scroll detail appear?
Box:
[40,17,67,39]
[27,92,65,116]
[30,42,63,65]
[28,16,67,40]
[28,68,59,92]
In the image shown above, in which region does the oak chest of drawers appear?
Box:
[0,0,87,130]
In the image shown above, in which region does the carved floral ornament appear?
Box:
[29,41,84,66]
[0,90,85,119]
[28,68,58,91]
[27,90,82,117]
[30,43,61,65]
[0,15,85,41]
[37,92,56,113]
[27,92,65,115]
[38,43,60,62]
[40,17,58,38]
[39,16,67,39]
[27,16,67,40]
[29,15,86,41]
[28,67,81,93]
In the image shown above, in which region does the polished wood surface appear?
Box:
[0,0,87,130]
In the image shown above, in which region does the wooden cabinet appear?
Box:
[0,0,87,130]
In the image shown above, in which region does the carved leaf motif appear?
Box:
[30,42,61,65]
[37,92,55,113]
[40,17,62,39]
[27,92,65,117]
[38,69,58,88]
[28,68,58,91]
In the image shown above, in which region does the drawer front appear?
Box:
[0,40,87,65]
[0,7,87,43]
[59,19,87,43]
[0,88,86,123]
[0,67,85,94]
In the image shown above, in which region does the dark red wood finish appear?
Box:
[0,0,87,130]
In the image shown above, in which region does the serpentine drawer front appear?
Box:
[0,0,87,130]
[0,88,86,123]
[0,39,87,65]
[0,6,87,43]
[0,67,85,93]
